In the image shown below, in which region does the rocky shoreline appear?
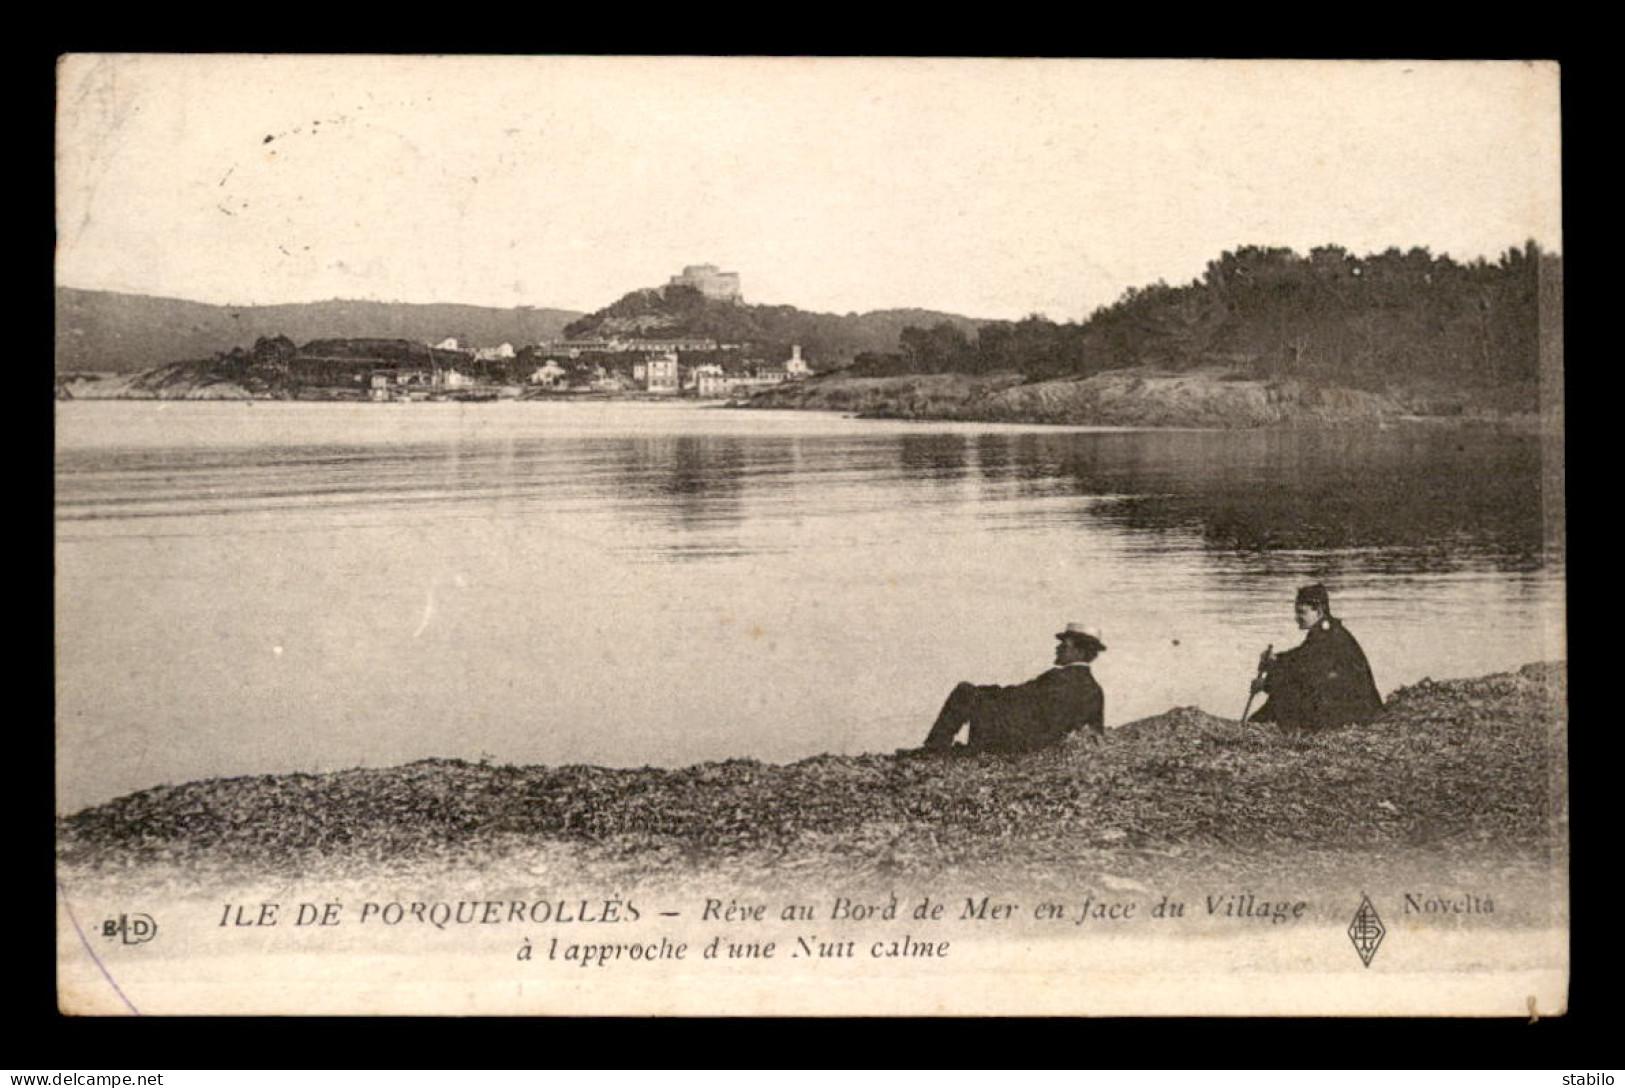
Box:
[57,663,1566,889]
[743,367,1540,430]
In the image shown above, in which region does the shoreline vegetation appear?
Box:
[56,365,1543,431]
[58,663,1565,888]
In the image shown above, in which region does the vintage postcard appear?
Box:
[54,55,1565,1016]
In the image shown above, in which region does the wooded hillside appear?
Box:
[855,243,1561,409]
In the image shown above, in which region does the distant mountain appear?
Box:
[55,288,583,374]
[562,284,991,365]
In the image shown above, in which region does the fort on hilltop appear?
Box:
[669,263,742,303]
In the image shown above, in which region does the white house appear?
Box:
[685,362,724,391]
[695,371,733,398]
[695,367,786,397]
[643,352,680,394]
[528,361,568,387]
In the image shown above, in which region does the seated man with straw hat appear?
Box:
[904,623,1107,755]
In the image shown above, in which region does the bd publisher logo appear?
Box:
[101,913,157,945]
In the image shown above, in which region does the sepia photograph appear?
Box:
[54,55,1565,1016]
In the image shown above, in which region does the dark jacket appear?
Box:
[1251,617,1382,729]
[974,664,1104,752]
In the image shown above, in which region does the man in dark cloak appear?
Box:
[907,623,1106,754]
[1249,584,1382,730]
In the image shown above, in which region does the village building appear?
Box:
[474,342,516,361]
[629,337,720,353]
[684,362,725,391]
[369,368,437,399]
[695,366,789,398]
[547,339,618,357]
[433,337,462,351]
[545,336,722,356]
[527,360,568,387]
[642,352,680,394]
[694,371,733,398]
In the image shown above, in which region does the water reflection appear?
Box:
[55,403,1562,810]
[57,419,1555,572]
[607,436,745,518]
[960,430,1554,570]
[898,433,975,480]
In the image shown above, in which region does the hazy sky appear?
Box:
[56,56,1562,321]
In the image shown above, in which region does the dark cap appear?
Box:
[1295,583,1331,612]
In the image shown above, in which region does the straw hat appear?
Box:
[1056,622,1106,650]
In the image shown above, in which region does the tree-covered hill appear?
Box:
[563,284,990,364]
[854,243,1561,410]
[55,289,582,374]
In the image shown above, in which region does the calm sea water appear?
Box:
[55,400,1565,812]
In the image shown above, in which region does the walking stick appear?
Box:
[1239,644,1273,723]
